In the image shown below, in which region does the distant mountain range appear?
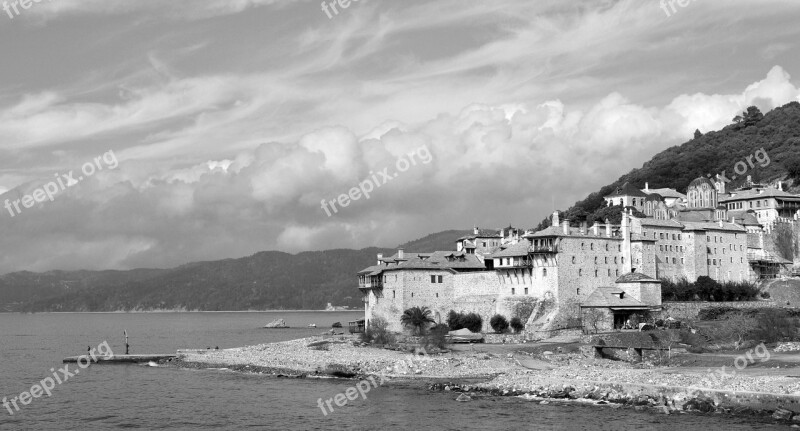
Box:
[0,230,471,312]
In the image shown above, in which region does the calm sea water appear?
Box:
[0,312,787,430]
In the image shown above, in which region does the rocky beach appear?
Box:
[172,335,800,424]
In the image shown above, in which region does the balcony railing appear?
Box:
[529,245,558,254]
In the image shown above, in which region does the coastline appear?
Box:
[168,336,800,423]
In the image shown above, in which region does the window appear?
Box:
[572,256,576,264]
[605,244,609,251]
[618,245,621,252]
[524,288,528,295]
[543,268,547,277]
[615,269,619,276]
[678,234,682,240]
[430,275,436,283]
[579,269,583,276]
[594,257,598,264]
[672,258,676,264]
[591,243,594,250]
[660,245,663,251]
[660,233,664,239]
[511,288,515,295]
[577,288,580,295]
[605,257,608,264]
[436,293,439,298]
[393,291,395,299]
[608,269,611,276]
[672,234,676,240]
[411,292,414,297]
[482,242,487,247]
[614,257,618,264]
[708,259,712,265]
[581,243,585,250]
[681,258,685,264]
[621,257,624,264]
[437,275,443,283]
[595,270,598,277]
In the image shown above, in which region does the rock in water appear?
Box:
[774,408,794,420]
[332,322,342,328]
[456,393,472,402]
[264,318,288,328]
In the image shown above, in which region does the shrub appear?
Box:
[490,314,509,333]
[422,323,450,350]
[761,291,771,299]
[447,311,483,332]
[446,310,463,330]
[663,277,759,302]
[510,317,525,333]
[752,309,800,343]
[360,316,395,345]
[697,306,739,320]
[461,313,483,332]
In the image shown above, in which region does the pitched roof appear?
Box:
[680,221,746,232]
[643,188,686,200]
[720,187,800,202]
[581,287,647,308]
[457,229,502,241]
[644,193,664,202]
[365,250,488,273]
[616,272,658,283]
[638,218,684,228]
[488,242,530,258]
[605,182,648,198]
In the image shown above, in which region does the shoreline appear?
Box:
[168,336,800,424]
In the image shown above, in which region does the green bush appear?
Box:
[752,309,800,343]
[510,317,525,333]
[422,323,450,350]
[446,310,483,332]
[360,316,395,345]
[490,314,509,333]
[662,277,759,302]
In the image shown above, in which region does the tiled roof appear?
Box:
[605,182,648,198]
[638,218,684,228]
[644,193,664,202]
[680,221,746,232]
[457,229,502,241]
[720,188,800,202]
[488,242,530,258]
[644,188,686,199]
[581,287,647,308]
[728,210,761,226]
[365,251,488,273]
[616,272,658,283]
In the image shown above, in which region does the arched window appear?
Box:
[543,268,547,277]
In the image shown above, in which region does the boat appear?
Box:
[308,323,317,328]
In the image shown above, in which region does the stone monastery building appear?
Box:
[358,177,797,333]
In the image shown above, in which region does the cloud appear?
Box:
[2,66,798,273]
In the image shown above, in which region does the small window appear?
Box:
[436,293,439,298]
[430,275,436,283]
[437,275,443,283]
[591,243,594,250]
[577,288,580,295]
[543,268,548,277]
[511,288,515,295]
[524,288,528,295]
[579,269,583,276]
[572,256,576,264]
[393,291,396,298]
[595,270,598,277]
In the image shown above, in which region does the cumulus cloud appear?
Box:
[2,66,798,273]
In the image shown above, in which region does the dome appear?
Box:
[688,177,715,189]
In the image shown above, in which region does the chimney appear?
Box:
[500,228,505,241]
[562,220,570,235]
[747,175,752,184]
[645,182,649,192]
[778,181,783,191]
[580,220,588,235]
[719,219,723,228]
[474,226,479,235]
[605,218,612,238]
[398,249,404,259]
[377,253,383,265]
[592,221,600,236]
[552,211,560,228]
[730,216,736,224]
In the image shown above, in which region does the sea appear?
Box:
[0,312,787,430]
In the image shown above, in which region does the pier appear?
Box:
[62,354,177,364]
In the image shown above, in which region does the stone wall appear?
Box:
[657,300,778,320]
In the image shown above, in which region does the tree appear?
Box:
[582,309,605,334]
[694,129,703,139]
[742,106,764,127]
[490,314,509,333]
[784,154,800,182]
[510,317,525,333]
[400,306,436,335]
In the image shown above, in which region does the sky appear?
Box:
[0,0,799,273]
